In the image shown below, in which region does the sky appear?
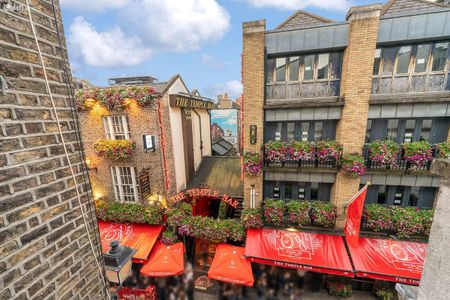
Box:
[60,0,380,99]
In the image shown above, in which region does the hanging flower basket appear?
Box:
[263,199,285,225]
[402,141,433,170]
[341,153,366,178]
[243,151,263,176]
[369,140,399,167]
[315,140,342,161]
[264,140,287,162]
[241,208,263,229]
[161,230,178,245]
[93,139,136,160]
[436,142,450,159]
[287,140,314,161]
[310,202,337,229]
[287,201,310,226]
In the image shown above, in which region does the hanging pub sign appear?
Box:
[170,188,238,208]
[139,168,151,201]
[169,94,214,109]
[250,125,257,145]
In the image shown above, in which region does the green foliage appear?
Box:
[436,141,450,158]
[161,229,178,245]
[340,153,366,178]
[95,200,163,225]
[369,140,399,167]
[241,208,263,229]
[180,216,245,242]
[263,199,285,225]
[166,202,192,228]
[310,202,337,229]
[327,276,352,298]
[286,201,310,226]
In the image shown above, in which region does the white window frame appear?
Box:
[111,166,139,202]
[103,116,130,140]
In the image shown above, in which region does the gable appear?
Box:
[382,0,450,18]
[276,11,332,30]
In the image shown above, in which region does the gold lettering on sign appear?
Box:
[169,189,238,208]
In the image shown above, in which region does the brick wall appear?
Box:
[0,1,107,299]
[242,20,265,208]
[332,5,382,228]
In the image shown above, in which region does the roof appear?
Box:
[211,137,234,156]
[275,10,333,31]
[187,156,243,197]
[382,0,450,18]
[212,101,241,110]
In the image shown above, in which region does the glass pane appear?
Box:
[314,122,323,141]
[404,119,416,143]
[409,187,420,206]
[266,58,275,83]
[310,182,319,200]
[285,182,293,199]
[414,44,430,73]
[275,123,282,141]
[373,48,381,75]
[317,53,329,79]
[289,56,299,81]
[432,42,448,72]
[301,122,309,142]
[382,47,396,75]
[394,186,404,206]
[275,58,286,82]
[365,119,373,143]
[330,52,342,79]
[303,55,314,80]
[396,46,412,74]
[387,119,399,141]
[420,119,432,141]
[298,183,306,200]
[287,123,295,141]
[273,182,280,199]
[377,186,386,204]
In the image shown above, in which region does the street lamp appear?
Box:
[103,240,136,285]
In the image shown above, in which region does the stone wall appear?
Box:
[0,1,107,299]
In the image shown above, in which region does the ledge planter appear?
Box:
[95,200,163,225]
[264,140,287,162]
[402,141,433,170]
[166,202,192,229]
[315,140,342,161]
[161,229,178,245]
[243,152,263,176]
[363,204,394,232]
[287,140,314,161]
[93,139,136,160]
[369,140,399,168]
[241,208,263,229]
[341,153,366,178]
[436,142,450,159]
[179,217,245,242]
[287,201,310,226]
[310,202,337,229]
[392,207,425,239]
[263,199,285,226]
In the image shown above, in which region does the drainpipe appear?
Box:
[192,109,203,157]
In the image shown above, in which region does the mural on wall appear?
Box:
[210,109,238,145]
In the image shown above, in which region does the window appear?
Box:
[301,122,309,141]
[111,166,139,202]
[387,119,399,141]
[287,123,295,141]
[365,120,372,143]
[273,182,281,199]
[274,123,282,141]
[404,120,416,143]
[285,182,293,199]
[266,58,275,83]
[314,122,323,141]
[289,56,300,81]
[310,182,319,200]
[409,187,420,206]
[432,42,448,71]
[393,186,405,205]
[275,58,287,82]
[396,46,412,74]
[377,186,387,204]
[317,53,329,79]
[420,119,432,141]
[373,48,381,75]
[298,183,306,200]
[103,116,130,140]
[414,44,430,73]
[303,55,314,80]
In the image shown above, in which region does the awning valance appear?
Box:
[208,244,254,286]
[347,237,427,285]
[140,242,185,277]
[98,220,163,263]
[245,229,353,277]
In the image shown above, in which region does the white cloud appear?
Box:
[61,0,130,12]
[224,117,237,125]
[68,17,151,68]
[121,0,230,51]
[245,0,351,11]
[201,54,226,69]
[205,80,243,99]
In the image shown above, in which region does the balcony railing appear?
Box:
[363,144,439,172]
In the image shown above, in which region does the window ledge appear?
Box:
[370,91,450,104]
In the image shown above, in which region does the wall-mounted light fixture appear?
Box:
[250,125,257,145]
[85,158,97,173]
[103,240,136,285]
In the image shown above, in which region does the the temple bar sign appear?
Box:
[170,95,214,109]
[170,189,238,208]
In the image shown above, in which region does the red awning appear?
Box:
[245,229,353,277]
[98,220,163,263]
[347,237,427,285]
[140,241,185,277]
[208,244,254,286]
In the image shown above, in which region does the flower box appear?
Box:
[166,202,192,229]
[241,208,263,229]
[95,200,163,225]
[287,141,314,161]
[287,201,310,226]
[161,229,178,245]
[402,141,433,170]
[341,153,366,178]
[436,142,450,159]
[243,152,263,176]
[369,140,399,168]
[263,199,285,226]
[264,140,287,162]
[93,139,136,160]
[363,204,394,232]
[315,140,342,161]
[310,202,337,229]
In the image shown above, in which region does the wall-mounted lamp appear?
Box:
[85,158,97,173]
[250,184,256,209]
[103,240,136,285]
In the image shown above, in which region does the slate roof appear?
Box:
[275,10,333,31]
[186,156,243,197]
[382,0,450,18]
[211,137,234,156]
